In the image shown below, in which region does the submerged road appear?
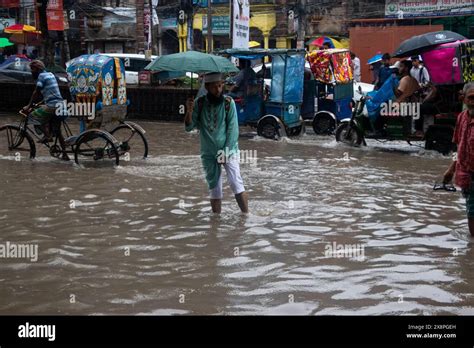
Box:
[0,118,472,314]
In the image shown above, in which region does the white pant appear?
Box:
[210,157,245,199]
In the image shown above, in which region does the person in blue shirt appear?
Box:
[22,60,69,160]
[375,53,392,90]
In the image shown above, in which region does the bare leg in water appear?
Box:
[210,192,249,214]
[58,132,70,161]
[235,191,249,213]
[469,217,474,237]
[211,199,222,214]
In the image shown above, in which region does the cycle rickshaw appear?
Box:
[0,54,148,167]
[218,48,306,139]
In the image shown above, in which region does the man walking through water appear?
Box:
[443,82,474,237]
[185,72,249,214]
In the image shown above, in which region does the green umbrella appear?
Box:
[0,38,14,48]
[145,50,238,74]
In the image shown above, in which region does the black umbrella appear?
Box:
[393,30,466,58]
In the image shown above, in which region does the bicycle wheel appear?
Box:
[74,130,119,168]
[0,125,36,160]
[110,122,149,161]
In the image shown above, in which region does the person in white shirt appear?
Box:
[410,55,430,87]
[350,52,361,82]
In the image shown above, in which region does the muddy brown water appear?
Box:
[0,116,473,315]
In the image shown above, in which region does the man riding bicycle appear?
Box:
[22,60,69,160]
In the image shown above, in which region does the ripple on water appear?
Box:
[1,120,473,315]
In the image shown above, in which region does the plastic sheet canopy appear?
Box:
[269,53,305,103]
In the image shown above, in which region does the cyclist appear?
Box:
[22,60,69,160]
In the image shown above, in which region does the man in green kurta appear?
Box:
[185,72,249,214]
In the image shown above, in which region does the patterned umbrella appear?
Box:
[310,36,344,49]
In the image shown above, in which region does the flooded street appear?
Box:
[0,118,473,315]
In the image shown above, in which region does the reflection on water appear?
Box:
[0,119,473,315]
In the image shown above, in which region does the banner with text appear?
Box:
[203,15,230,35]
[35,0,64,31]
[232,0,250,48]
[385,0,474,18]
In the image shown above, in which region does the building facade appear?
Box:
[1,0,472,58]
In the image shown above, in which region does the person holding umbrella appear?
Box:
[185,72,249,214]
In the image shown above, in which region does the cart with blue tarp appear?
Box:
[67,54,148,161]
[303,48,354,135]
[218,48,306,139]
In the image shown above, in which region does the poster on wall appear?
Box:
[203,15,230,35]
[385,0,474,18]
[232,0,250,49]
[35,0,64,31]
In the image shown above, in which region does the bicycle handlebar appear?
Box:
[19,101,44,117]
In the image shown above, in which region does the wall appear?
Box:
[0,82,195,122]
[349,24,444,83]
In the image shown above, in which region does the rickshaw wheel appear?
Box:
[335,122,363,147]
[0,124,36,159]
[110,123,149,161]
[74,130,120,167]
[313,112,336,135]
[257,117,280,140]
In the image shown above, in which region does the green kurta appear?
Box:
[185,95,240,190]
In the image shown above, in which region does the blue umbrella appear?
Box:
[367,53,383,65]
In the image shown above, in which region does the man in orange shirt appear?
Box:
[443,82,474,236]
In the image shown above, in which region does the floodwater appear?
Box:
[0,117,473,315]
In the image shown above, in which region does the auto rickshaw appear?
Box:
[217,48,306,139]
[66,54,149,161]
[303,49,354,134]
[336,39,473,155]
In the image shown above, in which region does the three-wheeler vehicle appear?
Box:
[303,48,354,135]
[218,48,306,139]
[336,39,473,155]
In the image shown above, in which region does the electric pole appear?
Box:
[207,0,212,53]
[37,0,54,67]
[186,0,193,51]
[149,0,156,54]
[296,0,306,49]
